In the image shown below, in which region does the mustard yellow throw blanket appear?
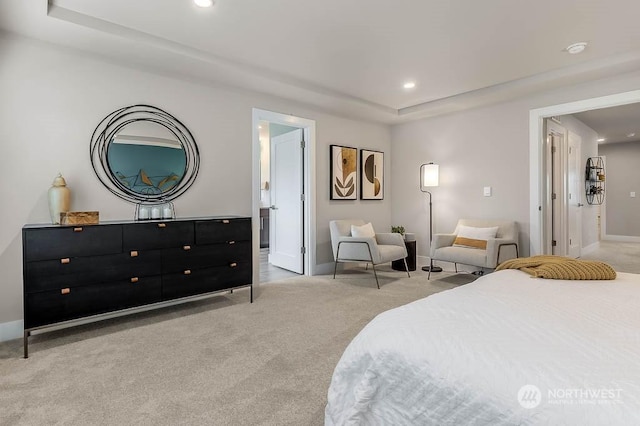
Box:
[496,255,616,280]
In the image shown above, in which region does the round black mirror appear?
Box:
[90,105,199,205]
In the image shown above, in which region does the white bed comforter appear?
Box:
[325,270,640,425]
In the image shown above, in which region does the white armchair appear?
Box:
[330,219,410,288]
[428,219,519,279]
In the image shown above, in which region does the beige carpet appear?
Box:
[0,267,473,426]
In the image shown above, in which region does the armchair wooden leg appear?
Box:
[333,259,339,279]
[455,263,458,273]
[403,258,410,278]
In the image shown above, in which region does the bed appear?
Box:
[325,270,640,425]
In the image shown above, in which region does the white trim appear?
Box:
[252,109,317,280]
[315,262,337,276]
[0,320,23,342]
[581,241,600,256]
[529,89,640,255]
[603,235,640,243]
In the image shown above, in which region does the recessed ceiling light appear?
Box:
[565,42,587,54]
[597,138,605,142]
[403,81,416,89]
[627,132,636,138]
[194,0,214,7]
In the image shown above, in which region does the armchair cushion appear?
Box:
[351,222,375,238]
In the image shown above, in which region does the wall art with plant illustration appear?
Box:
[330,145,357,200]
[360,149,384,200]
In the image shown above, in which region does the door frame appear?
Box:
[529,89,640,255]
[546,119,568,256]
[252,108,316,280]
[567,130,582,258]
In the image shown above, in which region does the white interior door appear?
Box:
[548,120,567,256]
[567,131,582,258]
[269,129,304,273]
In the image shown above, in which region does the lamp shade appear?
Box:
[420,163,439,190]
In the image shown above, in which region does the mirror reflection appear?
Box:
[107,121,187,195]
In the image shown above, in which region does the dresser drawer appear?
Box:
[23,225,122,261]
[24,276,162,329]
[161,241,251,274]
[25,250,161,294]
[162,263,251,300]
[195,218,251,245]
[123,221,194,250]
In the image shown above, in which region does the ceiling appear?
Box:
[573,103,640,144]
[3,0,640,123]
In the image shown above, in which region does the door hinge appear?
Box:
[569,238,572,245]
[300,194,305,202]
[301,246,306,254]
[552,193,557,200]
[569,193,572,200]
[569,147,572,154]
[552,240,557,247]
[552,146,557,154]
[300,140,305,149]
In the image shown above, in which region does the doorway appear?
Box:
[529,89,640,255]
[252,109,316,285]
[542,119,583,257]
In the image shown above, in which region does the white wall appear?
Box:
[391,100,530,261]
[556,115,599,249]
[0,34,391,330]
[391,68,640,261]
[598,141,640,237]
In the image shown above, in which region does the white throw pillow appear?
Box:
[453,225,498,249]
[351,222,376,238]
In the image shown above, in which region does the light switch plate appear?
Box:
[484,186,492,197]
[631,192,636,198]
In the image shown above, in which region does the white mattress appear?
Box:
[325,270,640,425]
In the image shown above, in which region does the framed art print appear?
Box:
[360,149,384,200]
[330,145,357,200]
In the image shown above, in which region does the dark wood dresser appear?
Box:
[22,216,252,358]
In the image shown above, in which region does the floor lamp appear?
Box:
[420,163,442,272]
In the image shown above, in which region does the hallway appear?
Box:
[580,241,640,274]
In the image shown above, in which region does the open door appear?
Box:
[269,128,304,274]
[567,131,582,258]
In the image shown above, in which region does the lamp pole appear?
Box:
[420,163,442,273]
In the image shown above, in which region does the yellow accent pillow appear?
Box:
[453,225,499,250]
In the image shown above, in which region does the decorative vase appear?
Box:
[48,173,71,224]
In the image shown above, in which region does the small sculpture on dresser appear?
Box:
[47,173,71,224]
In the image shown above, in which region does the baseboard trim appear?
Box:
[581,241,600,255]
[0,320,24,342]
[603,234,640,243]
[314,262,336,276]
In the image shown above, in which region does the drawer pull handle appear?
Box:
[131,277,139,283]
[130,251,138,257]
[61,288,70,295]
[157,223,166,228]
[228,240,235,245]
[183,245,191,251]
[73,227,83,232]
[184,270,191,275]
[60,258,70,264]
[229,262,238,268]
[222,219,230,224]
